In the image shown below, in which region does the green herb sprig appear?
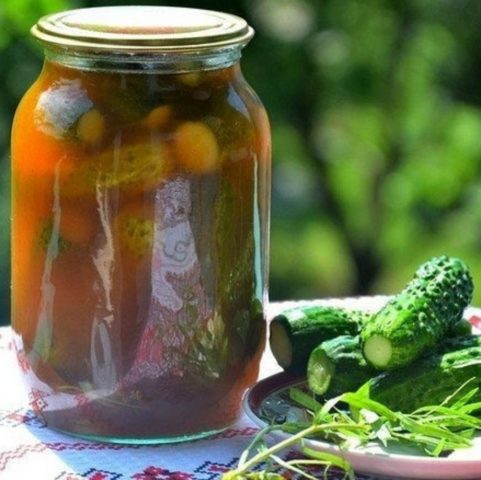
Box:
[223,380,481,480]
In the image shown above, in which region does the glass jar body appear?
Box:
[11,54,270,442]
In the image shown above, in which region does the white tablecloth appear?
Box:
[0,299,447,480]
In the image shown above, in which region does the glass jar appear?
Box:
[11,6,271,443]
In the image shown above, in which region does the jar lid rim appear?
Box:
[31,6,254,53]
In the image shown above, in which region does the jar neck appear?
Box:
[44,46,243,74]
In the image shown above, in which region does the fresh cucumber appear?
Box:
[361,256,473,370]
[368,338,481,412]
[436,333,481,353]
[308,335,376,397]
[450,318,473,337]
[270,306,370,373]
[307,327,477,398]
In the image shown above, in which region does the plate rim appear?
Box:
[243,373,481,467]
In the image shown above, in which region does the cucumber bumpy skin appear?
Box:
[450,318,473,337]
[308,335,376,397]
[368,338,481,413]
[269,306,370,373]
[436,333,481,353]
[361,256,474,371]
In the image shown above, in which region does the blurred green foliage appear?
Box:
[3,0,481,325]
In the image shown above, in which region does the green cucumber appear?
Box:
[368,338,481,412]
[307,329,477,398]
[308,335,376,397]
[361,256,473,370]
[62,140,173,197]
[450,318,473,337]
[270,306,370,373]
[436,333,481,353]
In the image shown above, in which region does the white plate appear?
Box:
[244,300,481,480]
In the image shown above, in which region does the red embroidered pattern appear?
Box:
[0,442,140,472]
[132,466,193,480]
[55,468,122,480]
[15,348,31,373]
[194,459,240,479]
[0,408,45,428]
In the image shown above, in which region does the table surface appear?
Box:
[0,300,413,480]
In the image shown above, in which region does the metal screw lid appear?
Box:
[31,6,254,53]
